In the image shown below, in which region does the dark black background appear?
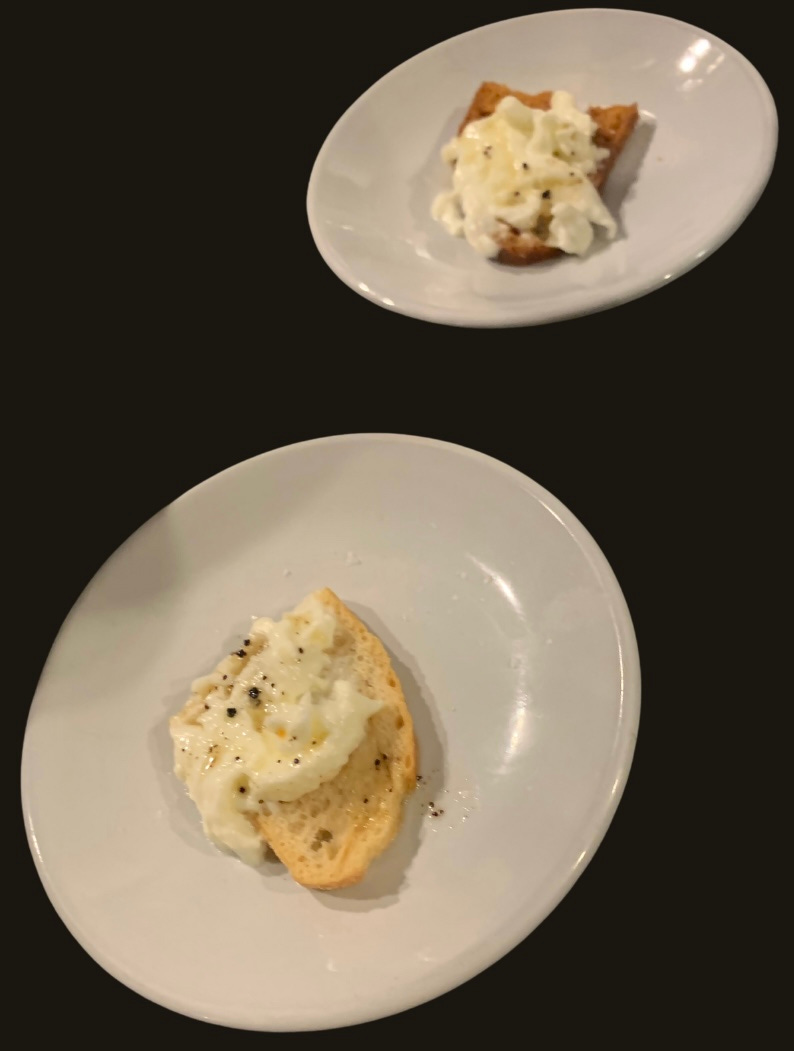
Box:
[16,2,784,1044]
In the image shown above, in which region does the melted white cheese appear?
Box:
[170,594,382,865]
[431,91,616,257]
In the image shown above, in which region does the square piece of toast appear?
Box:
[458,82,639,265]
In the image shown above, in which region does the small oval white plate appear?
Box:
[307,9,776,327]
[23,435,640,1031]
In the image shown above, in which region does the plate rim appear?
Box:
[22,433,642,1030]
[306,7,778,328]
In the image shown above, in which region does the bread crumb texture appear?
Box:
[257,588,416,889]
[459,81,639,265]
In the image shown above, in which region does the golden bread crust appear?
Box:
[456,81,639,265]
[256,589,417,889]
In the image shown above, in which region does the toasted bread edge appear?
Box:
[456,82,639,266]
[257,588,417,890]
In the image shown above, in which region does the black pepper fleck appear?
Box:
[239,786,246,793]
[483,146,492,157]
[439,809,445,815]
[417,774,423,783]
[234,649,246,657]
[222,675,227,680]
[364,798,369,803]
[227,707,237,717]
[243,639,250,646]
[298,647,304,653]
[204,704,209,710]
[235,756,240,761]
[293,758,300,765]
[381,753,388,760]
[374,758,381,767]
[432,810,439,817]
[522,162,529,170]
[258,799,264,804]
[542,189,551,199]
[429,802,434,807]
[248,687,261,700]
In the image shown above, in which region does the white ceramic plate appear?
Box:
[307,9,776,327]
[23,435,640,1031]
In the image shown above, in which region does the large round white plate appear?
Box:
[307,9,777,327]
[22,435,640,1030]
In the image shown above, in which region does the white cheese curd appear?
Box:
[431,91,617,257]
[170,594,383,865]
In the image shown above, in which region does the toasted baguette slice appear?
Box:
[458,81,639,265]
[257,588,416,889]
